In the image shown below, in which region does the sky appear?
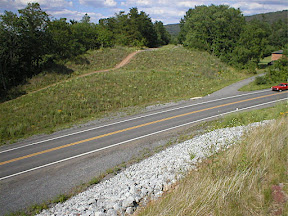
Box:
[0,0,287,24]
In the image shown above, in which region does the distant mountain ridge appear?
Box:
[164,24,180,37]
[245,10,288,24]
[164,10,288,36]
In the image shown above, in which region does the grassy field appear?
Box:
[0,45,251,145]
[239,81,273,91]
[21,46,137,93]
[258,55,272,66]
[136,104,288,216]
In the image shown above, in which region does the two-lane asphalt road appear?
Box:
[0,88,287,214]
[1,89,287,180]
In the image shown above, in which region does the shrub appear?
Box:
[266,58,288,83]
[255,76,267,85]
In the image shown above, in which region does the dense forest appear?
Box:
[0,4,287,99]
[179,5,288,68]
[0,3,170,98]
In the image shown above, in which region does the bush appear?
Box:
[265,58,288,83]
[255,76,267,85]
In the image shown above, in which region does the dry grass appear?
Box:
[136,117,288,216]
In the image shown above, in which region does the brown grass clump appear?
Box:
[136,117,288,216]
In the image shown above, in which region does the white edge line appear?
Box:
[0,89,272,154]
[1,97,286,181]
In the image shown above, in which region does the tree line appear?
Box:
[0,3,170,98]
[1,4,287,99]
[178,5,288,69]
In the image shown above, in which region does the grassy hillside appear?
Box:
[136,105,288,216]
[0,45,251,145]
[19,46,137,94]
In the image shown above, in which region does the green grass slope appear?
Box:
[21,46,137,94]
[0,45,250,145]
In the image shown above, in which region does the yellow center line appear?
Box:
[1,92,287,166]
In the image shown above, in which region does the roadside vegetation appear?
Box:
[0,45,251,145]
[240,56,288,91]
[136,103,288,216]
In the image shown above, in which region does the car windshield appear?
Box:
[279,84,284,86]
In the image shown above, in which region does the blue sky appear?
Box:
[0,0,287,24]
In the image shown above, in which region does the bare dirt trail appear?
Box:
[27,50,144,96]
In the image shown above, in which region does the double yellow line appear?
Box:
[1,92,287,166]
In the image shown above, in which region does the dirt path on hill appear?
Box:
[28,50,144,95]
[77,50,143,78]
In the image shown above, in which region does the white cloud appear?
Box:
[49,9,103,22]
[79,0,117,8]
[0,0,73,10]
[176,1,205,8]
[117,0,288,23]
[104,0,117,7]
[144,6,186,23]
[227,0,288,15]
[1,0,287,24]
[121,0,153,7]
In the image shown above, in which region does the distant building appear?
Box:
[271,50,283,61]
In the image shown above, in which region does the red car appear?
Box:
[272,83,288,91]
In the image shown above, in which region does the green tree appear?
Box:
[178,9,193,44]
[102,8,158,47]
[71,21,100,51]
[47,18,85,60]
[96,24,114,48]
[80,13,90,24]
[131,9,158,47]
[18,3,50,73]
[0,11,22,95]
[265,57,288,83]
[268,19,288,50]
[154,21,171,46]
[0,3,50,97]
[180,5,245,61]
[232,20,270,67]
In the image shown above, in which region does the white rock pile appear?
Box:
[38,121,269,216]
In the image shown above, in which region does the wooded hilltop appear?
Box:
[0,4,287,100]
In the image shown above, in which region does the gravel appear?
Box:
[37,121,269,216]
